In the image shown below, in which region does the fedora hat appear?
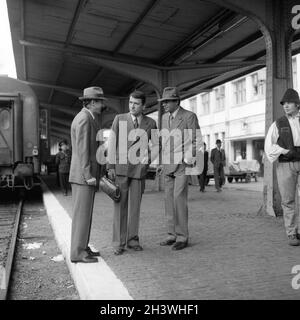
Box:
[79,86,107,101]
[280,88,300,105]
[158,87,181,102]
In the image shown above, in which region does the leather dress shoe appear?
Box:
[71,255,98,263]
[86,246,100,257]
[127,244,143,251]
[114,248,125,255]
[172,241,188,250]
[160,239,176,246]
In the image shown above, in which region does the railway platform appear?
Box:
[42,175,300,300]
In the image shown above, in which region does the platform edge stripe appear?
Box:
[40,181,133,300]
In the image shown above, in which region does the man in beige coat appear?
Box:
[69,87,105,263]
[158,87,203,250]
[107,90,158,255]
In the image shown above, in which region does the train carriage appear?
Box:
[0,76,41,190]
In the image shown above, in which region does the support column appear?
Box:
[155,70,169,191]
[260,0,295,216]
[246,140,253,160]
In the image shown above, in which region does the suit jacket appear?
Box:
[69,108,100,185]
[210,147,226,167]
[161,107,203,175]
[107,113,158,179]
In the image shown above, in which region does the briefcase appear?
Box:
[99,176,121,202]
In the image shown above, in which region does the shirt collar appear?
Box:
[130,113,142,125]
[170,106,180,119]
[83,107,95,120]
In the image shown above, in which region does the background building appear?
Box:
[181,55,300,174]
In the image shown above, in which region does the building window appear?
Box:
[252,73,259,97]
[233,78,246,105]
[200,93,210,115]
[214,133,219,143]
[215,86,225,112]
[293,57,297,90]
[189,97,197,113]
[221,132,225,144]
[251,72,265,98]
[206,134,210,151]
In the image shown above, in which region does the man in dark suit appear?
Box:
[157,87,203,250]
[210,139,226,192]
[107,90,158,255]
[198,142,208,192]
[69,87,105,263]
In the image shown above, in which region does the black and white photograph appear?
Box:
[1,0,300,311]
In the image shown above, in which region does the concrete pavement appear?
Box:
[43,175,300,300]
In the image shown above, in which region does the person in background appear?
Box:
[265,88,300,246]
[198,142,208,192]
[55,140,71,196]
[210,139,226,192]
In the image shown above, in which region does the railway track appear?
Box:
[0,197,23,300]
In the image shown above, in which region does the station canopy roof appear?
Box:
[7,0,300,131]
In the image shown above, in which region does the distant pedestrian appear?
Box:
[55,140,71,196]
[198,142,208,192]
[210,139,226,192]
[265,88,300,246]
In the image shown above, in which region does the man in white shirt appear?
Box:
[265,88,300,246]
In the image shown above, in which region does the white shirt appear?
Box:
[83,107,95,120]
[130,114,142,127]
[170,107,180,119]
[265,115,300,163]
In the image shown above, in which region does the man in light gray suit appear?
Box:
[158,87,203,251]
[107,90,158,255]
[69,87,105,263]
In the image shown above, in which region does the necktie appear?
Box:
[134,116,138,129]
[169,114,174,128]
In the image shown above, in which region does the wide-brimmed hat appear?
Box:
[280,88,300,105]
[158,87,181,102]
[79,86,107,101]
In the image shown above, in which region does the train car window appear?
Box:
[0,109,10,130]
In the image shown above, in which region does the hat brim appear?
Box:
[157,97,180,102]
[280,100,300,105]
[79,96,107,101]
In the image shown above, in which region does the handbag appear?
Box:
[99,176,121,202]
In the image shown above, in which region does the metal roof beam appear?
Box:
[206,31,264,63]
[51,124,71,135]
[158,9,235,65]
[114,0,160,54]
[20,38,157,69]
[48,0,87,104]
[41,102,78,116]
[52,117,72,127]
[22,80,126,100]
[65,0,87,46]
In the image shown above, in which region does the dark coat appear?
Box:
[210,147,226,167]
[55,150,71,173]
